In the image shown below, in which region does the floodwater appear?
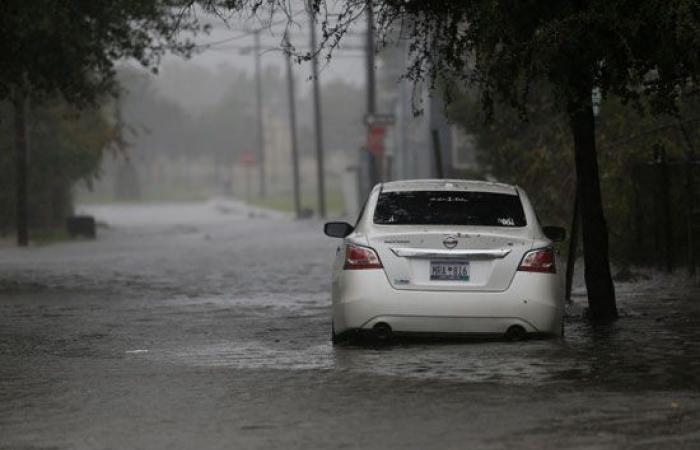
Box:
[1,199,699,449]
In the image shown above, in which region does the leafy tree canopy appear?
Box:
[373,0,700,117]
[0,0,203,103]
[0,97,115,232]
[213,0,699,114]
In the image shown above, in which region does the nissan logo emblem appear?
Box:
[443,236,458,249]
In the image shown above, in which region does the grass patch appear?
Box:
[247,191,346,216]
[30,228,72,245]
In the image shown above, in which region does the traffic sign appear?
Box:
[367,125,386,154]
[239,151,256,166]
[364,113,395,126]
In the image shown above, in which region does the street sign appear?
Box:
[364,113,396,126]
[367,125,386,155]
[239,151,256,166]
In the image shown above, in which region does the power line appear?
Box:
[201,46,366,59]
[195,31,254,48]
[198,32,365,51]
[203,11,307,36]
[196,14,367,51]
[202,43,365,52]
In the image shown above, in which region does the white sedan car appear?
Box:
[324,179,566,342]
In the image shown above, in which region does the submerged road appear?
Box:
[1,200,699,449]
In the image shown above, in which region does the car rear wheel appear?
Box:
[505,325,528,341]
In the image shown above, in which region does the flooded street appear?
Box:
[1,201,700,449]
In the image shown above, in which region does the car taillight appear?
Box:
[518,248,556,273]
[344,244,383,270]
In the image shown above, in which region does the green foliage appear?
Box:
[447,83,575,226]
[0,1,203,242]
[373,0,700,118]
[449,86,700,264]
[0,98,114,232]
[0,0,201,103]
[248,190,346,216]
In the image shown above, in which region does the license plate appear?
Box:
[430,261,470,281]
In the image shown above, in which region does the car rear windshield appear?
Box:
[373,190,527,226]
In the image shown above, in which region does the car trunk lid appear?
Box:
[368,227,533,291]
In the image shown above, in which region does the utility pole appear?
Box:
[284,32,302,219]
[12,90,28,247]
[431,129,444,178]
[365,0,379,190]
[309,5,326,218]
[253,30,266,198]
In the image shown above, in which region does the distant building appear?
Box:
[377,39,478,181]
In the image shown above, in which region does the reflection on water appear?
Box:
[3,204,699,449]
[153,294,700,389]
[333,340,578,385]
[156,339,576,385]
[5,202,698,390]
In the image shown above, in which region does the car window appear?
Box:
[373,190,527,227]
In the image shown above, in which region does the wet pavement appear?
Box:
[1,200,699,449]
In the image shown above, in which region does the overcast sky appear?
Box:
[142,7,369,112]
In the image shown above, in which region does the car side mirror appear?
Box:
[543,226,566,242]
[324,222,354,238]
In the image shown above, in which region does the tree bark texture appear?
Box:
[568,92,618,321]
[564,186,579,302]
[12,91,29,247]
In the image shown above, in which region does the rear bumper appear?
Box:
[332,270,564,336]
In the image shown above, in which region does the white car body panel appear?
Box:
[330,179,565,337]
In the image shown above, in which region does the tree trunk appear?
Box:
[567,92,618,321]
[564,185,579,302]
[12,91,29,247]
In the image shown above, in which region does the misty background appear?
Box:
[2,3,697,270]
[76,15,372,216]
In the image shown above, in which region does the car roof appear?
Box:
[380,179,518,195]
